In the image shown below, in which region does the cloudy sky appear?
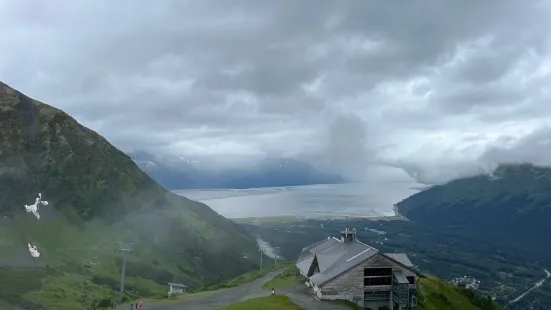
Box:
[1,0,550,184]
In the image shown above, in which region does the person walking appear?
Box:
[139,299,143,308]
[129,302,133,310]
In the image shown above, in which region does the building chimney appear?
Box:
[340,228,356,243]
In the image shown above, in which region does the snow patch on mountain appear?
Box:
[28,243,40,258]
[24,193,48,219]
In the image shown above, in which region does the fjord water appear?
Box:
[174,182,422,218]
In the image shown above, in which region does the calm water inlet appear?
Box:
[174,183,421,219]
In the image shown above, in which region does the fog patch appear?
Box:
[256,237,283,260]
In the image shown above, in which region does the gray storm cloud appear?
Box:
[0,0,550,184]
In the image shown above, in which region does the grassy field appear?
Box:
[0,218,171,310]
[417,276,482,310]
[218,295,304,310]
[0,215,253,310]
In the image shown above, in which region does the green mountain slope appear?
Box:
[0,82,259,309]
[397,163,551,261]
[416,276,504,310]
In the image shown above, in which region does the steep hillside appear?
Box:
[212,274,503,310]
[416,276,504,310]
[129,151,345,190]
[0,82,259,309]
[397,163,551,261]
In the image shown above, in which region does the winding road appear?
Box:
[509,268,551,305]
[143,270,283,310]
[138,269,350,310]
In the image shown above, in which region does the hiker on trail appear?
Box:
[139,299,143,308]
[271,288,275,295]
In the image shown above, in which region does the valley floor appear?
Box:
[238,216,545,309]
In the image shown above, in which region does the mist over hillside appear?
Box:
[0,81,260,309]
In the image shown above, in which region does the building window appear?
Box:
[364,268,392,277]
[407,276,415,284]
[364,276,392,286]
[364,290,391,300]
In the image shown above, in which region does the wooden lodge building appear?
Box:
[296,228,425,310]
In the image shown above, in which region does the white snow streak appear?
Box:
[28,243,40,258]
[24,193,48,219]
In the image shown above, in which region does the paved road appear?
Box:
[141,270,284,310]
[278,285,351,310]
[130,270,350,310]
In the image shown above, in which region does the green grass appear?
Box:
[0,298,24,310]
[24,273,118,310]
[217,295,304,310]
[0,268,52,310]
[0,207,263,309]
[416,276,479,310]
[416,276,503,310]
[262,266,300,290]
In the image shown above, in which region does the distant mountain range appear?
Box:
[397,163,551,262]
[128,150,346,190]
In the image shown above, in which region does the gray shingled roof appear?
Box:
[167,282,187,288]
[297,255,314,276]
[297,238,328,262]
[384,253,413,267]
[297,235,425,286]
[307,238,378,286]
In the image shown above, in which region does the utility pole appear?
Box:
[117,242,133,303]
[259,247,263,270]
[274,247,280,266]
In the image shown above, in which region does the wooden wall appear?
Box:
[321,253,417,296]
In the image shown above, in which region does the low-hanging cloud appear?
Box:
[479,126,551,169]
[1,0,550,184]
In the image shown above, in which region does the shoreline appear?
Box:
[232,214,408,224]
[178,183,420,223]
